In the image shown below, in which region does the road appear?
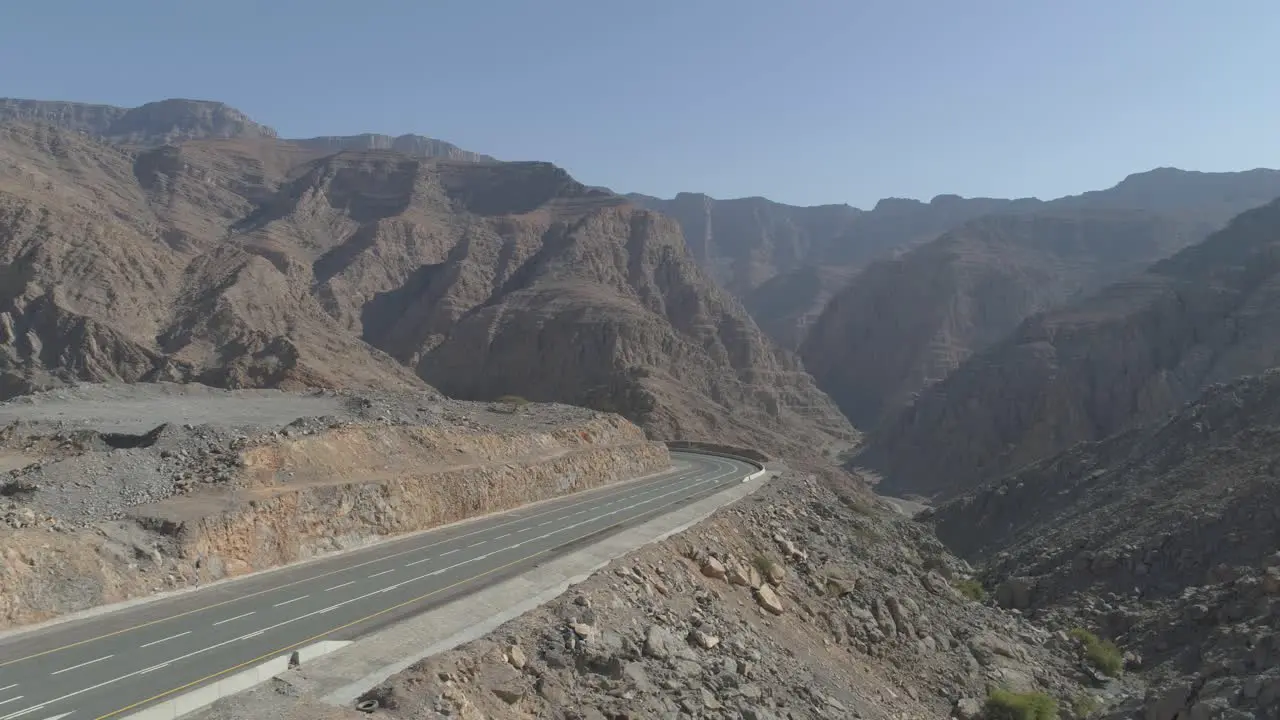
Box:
[0,451,759,720]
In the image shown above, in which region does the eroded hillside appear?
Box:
[857,197,1280,500]
[0,121,854,456]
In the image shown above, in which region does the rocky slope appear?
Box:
[0,97,278,144]
[0,120,854,455]
[0,97,489,161]
[856,196,1280,501]
[0,383,666,629]
[801,211,1197,428]
[291,133,494,162]
[194,462,1100,720]
[0,122,428,398]
[641,170,1280,354]
[924,369,1280,719]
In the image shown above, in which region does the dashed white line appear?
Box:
[0,698,20,707]
[368,569,394,579]
[50,654,113,675]
[273,595,309,608]
[441,548,460,556]
[494,533,511,539]
[405,556,432,567]
[517,526,532,533]
[468,540,486,547]
[138,660,171,675]
[0,688,13,696]
[325,581,355,592]
[213,611,255,626]
[139,630,191,649]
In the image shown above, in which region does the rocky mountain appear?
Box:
[800,211,1200,428]
[925,369,1280,719]
[0,97,278,145]
[628,192,1030,349]
[0,120,853,455]
[0,98,488,162]
[290,133,494,162]
[640,170,1280,355]
[855,196,1280,500]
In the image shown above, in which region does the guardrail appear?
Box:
[662,441,768,469]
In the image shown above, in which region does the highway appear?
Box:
[0,451,758,720]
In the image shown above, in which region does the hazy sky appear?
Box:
[3,1,1276,207]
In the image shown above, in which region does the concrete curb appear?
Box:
[119,641,351,720]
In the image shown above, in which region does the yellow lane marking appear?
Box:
[0,459,711,669]
[94,468,740,720]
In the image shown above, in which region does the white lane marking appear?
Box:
[538,520,553,526]
[0,688,14,695]
[517,526,532,533]
[404,556,432,567]
[0,460,745,720]
[494,533,511,540]
[324,581,355,592]
[468,540,486,547]
[273,595,309,608]
[35,713,74,720]
[139,630,191,649]
[0,698,20,707]
[137,660,171,675]
[234,630,264,642]
[441,548,459,556]
[213,611,255,626]
[368,569,394,579]
[50,654,113,676]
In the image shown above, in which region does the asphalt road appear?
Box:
[0,451,758,720]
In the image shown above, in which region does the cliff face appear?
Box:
[800,211,1198,428]
[236,156,856,456]
[639,170,1280,354]
[0,97,278,144]
[0,408,668,629]
[291,133,495,162]
[0,121,853,456]
[856,198,1280,500]
[925,370,1280,720]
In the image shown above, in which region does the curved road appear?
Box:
[0,451,759,720]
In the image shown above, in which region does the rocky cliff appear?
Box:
[0,97,490,161]
[0,121,853,456]
[0,386,667,629]
[292,133,495,162]
[800,211,1198,428]
[925,370,1280,719]
[0,97,278,144]
[856,197,1280,500]
[635,170,1280,354]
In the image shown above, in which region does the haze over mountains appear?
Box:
[0,99,853,457]
[7,92,1280,717]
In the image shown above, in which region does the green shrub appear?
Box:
[495,394,530,406]
[984,689,1058,720]
[752,552,780,576]
[1069,628,1124,677]
[1070,693,1100,718]
[955,577,986,601]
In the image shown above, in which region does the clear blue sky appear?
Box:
[2,0,1276,207]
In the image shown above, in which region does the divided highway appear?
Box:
[0,451,759,720]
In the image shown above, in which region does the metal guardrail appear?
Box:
[662,441,768,471]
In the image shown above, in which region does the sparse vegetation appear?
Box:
[955,577,986,602]
[495,394,530,406]
[1069,627,1124,677]
[1070,693,1100,718]
[984,689,1058,720]
[752,552,779,576]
